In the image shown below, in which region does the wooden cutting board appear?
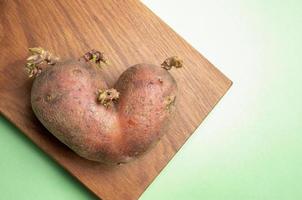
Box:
[0,0,232,199]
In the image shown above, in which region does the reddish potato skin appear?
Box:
[31,60,177,164]
[115,64,177,158]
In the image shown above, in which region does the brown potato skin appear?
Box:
[31,60,177,164]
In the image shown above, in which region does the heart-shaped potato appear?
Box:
[27,48,182,164]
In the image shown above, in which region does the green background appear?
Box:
[1,0,301,199]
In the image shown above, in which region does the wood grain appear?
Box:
[0,0,232,199]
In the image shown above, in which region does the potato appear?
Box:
[28,48,182,164]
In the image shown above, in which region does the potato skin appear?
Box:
[31,60,177,164]
[31,60,122,163]
[115,64,177,158]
